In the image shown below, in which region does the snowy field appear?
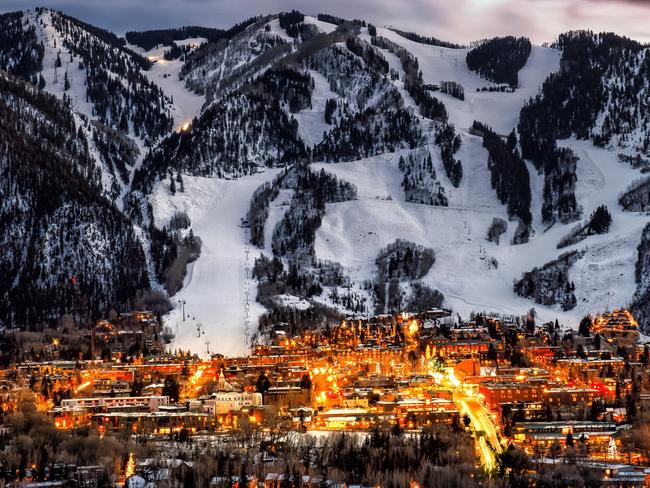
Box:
[294,70,340,148]
[368,27,561,135]
[151,170,282,357]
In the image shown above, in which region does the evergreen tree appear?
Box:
[587,204,612,234]
[578,315,592,337]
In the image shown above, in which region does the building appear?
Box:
[592,309,639,346]
[543,388,599,407]
[203,392,263,415]
[60,395,169,412]
[479,381,546,409]
[512,421,622,457]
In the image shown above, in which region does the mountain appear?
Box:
[0,71,149,326]
[1,7,649,355]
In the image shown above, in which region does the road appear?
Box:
[440,369,503,471]
[457,396,503,471]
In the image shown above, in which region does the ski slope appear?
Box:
[294,70,339,148]
[151,170,281,357]
[151,26,647,356]
[151,24,647,353]
[312,136,647,327]
[128,41,206,132]
[369,27,561,134]
[308,31,645,328]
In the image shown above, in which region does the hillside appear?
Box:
[0,72,151,327]
[1,8,649,355]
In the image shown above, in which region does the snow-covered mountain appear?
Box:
[1,8,649,356]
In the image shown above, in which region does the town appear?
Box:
[2,307,650,487]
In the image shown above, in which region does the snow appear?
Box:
[128,43,205,132]
[32,11,97,122]
[293,70,339,148]
[312,137,649,329]
[272,294,312,311]
[303,16,337,34]
[267,19,294,43]
[312,154,406,202]
[369,27,561,134]
[559,138,648,316]
[370,45,418,112]
[29,10,135,206]
[144,26,642,347]
[445,135,503,209]
[151,170,282,357]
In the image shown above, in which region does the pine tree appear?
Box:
[578,315,592,336]
[588,204,612,234]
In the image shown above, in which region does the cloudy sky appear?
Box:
[2,0,649,44]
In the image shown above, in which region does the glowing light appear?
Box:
[124,452,136,478]
[407,320,419,336]
[75,380,92,393]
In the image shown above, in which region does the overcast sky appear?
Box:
[2,0,649,44]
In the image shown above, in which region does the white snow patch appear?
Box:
[267,19,294,43]
[272,294,311,311]
[129,43,205,132]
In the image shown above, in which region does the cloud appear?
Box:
[2,0,648,43]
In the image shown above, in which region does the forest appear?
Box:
[513,250,584,311]
[130,70,309,198]
[389,28,464,49]
[0,73,151,327]
[125,19,257,51]
[632,224,650,330]
[472,121,532,242]
[373,240,439,314]
[0,11,44,79]
[466,36,531,87]
[518,31,650,222]
[50,10,173,143]
[399,149,449,206]
[434,124,463,188]
[313,108,423,162]
[271,166,357,262]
